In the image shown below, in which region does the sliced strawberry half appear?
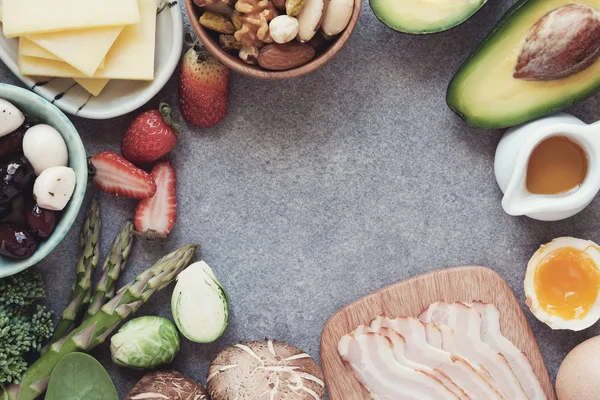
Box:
[134,162,177,238]
[90,151,157,199]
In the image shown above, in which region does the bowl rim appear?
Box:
[185,0,361,80]
[0,83,87,278]
[0,2,183,120]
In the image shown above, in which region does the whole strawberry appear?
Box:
[180,44,229,128]
[122,103,181,165]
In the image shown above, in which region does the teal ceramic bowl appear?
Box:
[0,84,87,278]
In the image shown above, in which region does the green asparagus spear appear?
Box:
[50,197,101,344]
[85,220,134,319]
[13,244,199,400]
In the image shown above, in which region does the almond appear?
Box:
[258,43,315,70]
[514,4,600,81]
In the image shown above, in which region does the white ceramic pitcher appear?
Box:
[495,113,600,221]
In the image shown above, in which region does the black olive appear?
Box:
[0,126,25,163]
[0,203,12,220]
[25,200,59,239]
[0,156,35,203]
[0,223,38,259]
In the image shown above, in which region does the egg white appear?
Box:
[525,237,600,331]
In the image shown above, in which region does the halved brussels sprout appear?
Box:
[171,261,229,343]
[110,316,180,369]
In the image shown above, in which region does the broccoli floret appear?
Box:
[0,271,53,385]
[0,271,45,307]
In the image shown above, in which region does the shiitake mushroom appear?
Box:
[207,340,326,400]
[124,371,209,400]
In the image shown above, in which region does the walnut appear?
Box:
[239,45,260,64]
[234,0,279,48]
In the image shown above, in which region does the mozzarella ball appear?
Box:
[23,124,68,175]
[0,99,25,138]
[33,166,76,211]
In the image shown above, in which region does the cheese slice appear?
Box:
[2,0,140,38]
[19,38,106,69]
[25,27,122,76]
[18,0,157,81]
[74,78,110,97]
[19,38,60,61]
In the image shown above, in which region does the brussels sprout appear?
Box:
[110,316,180,369]
[172,261,229,343]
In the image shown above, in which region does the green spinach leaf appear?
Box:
[46,353,119,400]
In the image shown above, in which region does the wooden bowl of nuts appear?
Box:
[185,0,360,79]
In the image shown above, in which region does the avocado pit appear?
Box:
[515,4,600,80]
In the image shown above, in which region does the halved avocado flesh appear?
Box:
[370,0,487,34]
[447,0,600,129]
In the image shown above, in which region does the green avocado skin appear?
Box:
[370,0,488,34]
[446,0,600,130]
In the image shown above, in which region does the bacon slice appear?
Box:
[470,302,547,400]
[354,325,469,400]
[419,302,529,400]
[424,322,444,349]
[338,331,459,400]
[371,316,504,400]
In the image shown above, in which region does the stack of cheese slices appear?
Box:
[339,301,548,400]
[1,0,158,97]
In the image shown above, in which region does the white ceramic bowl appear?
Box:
[0,0,183,120]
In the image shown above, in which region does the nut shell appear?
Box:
[258,42,315,70]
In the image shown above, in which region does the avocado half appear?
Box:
[370,0,487,34]
[447,0,600,129]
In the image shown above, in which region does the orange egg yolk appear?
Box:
[535,247,600,320]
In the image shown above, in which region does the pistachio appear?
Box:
[514,4,600,81]
[220,34,244,51]
[199,11,236,34]
[194,0,235,16]
[231,10,243,31]
[194,0,233,7]
[286,0,306,17]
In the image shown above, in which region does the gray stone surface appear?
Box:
[2,0,600,397]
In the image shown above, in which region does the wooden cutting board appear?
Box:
[321,266,556,400]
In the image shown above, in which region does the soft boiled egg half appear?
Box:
[525,237,600,331]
